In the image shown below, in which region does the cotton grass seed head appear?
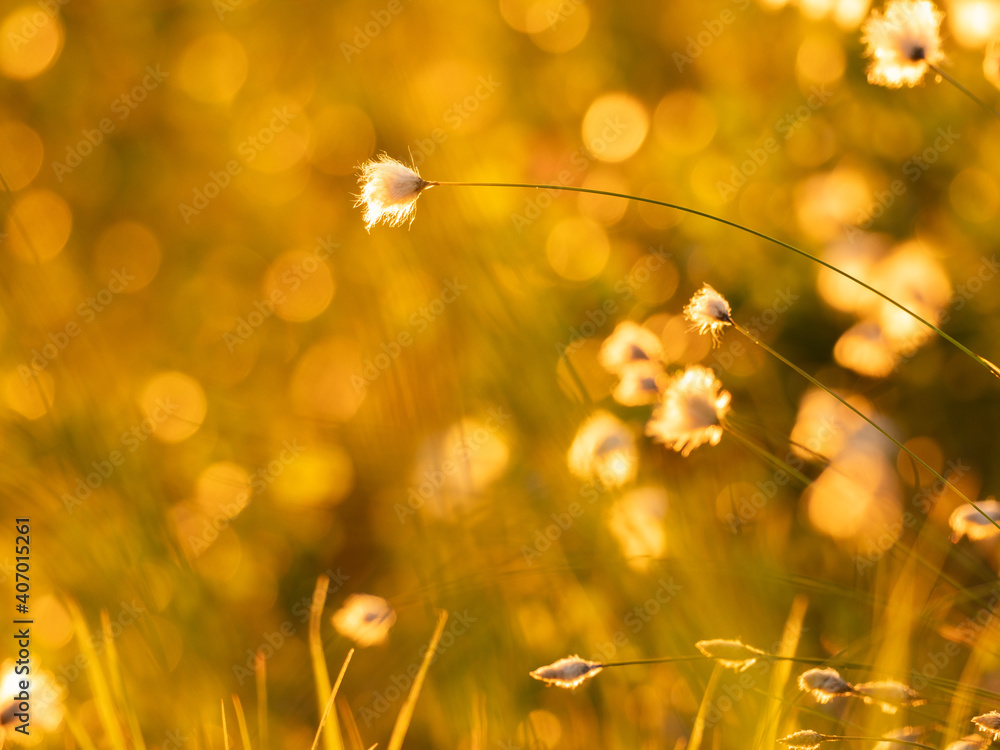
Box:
[613,360,666,407]
[684,284,733,345]
[355,153,433,231]
[873,726,926,750]
[645,366,731,457]
[798,667,856,703]
[861,0,944,88]
[779,730,828,750]
[949,499,1000,542]
[695,638,766,672]
[568,410,638,488]
[973,710,1000,741]
[946,735,989,750]
[529,655,604,689]
[853,680,925,713]
[331,593,397,647]
[599,321,664,374]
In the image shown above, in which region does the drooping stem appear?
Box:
[731,321,998,532]
[429,181,1000,381]
[927,62,1000,122]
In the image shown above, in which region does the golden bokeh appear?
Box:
[263,248,336,322]
[6,189,72,263]
[545,216,610,281]
[174,32,248,104]
[582,93,650,163]
[4,368,54,420]
[0,6,63,79]
[139,371,208,443]
[0,120,44,190]
[93,221,162,293]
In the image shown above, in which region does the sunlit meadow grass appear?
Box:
[3,0,1000,749]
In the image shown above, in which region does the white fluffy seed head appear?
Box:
[798,667,855,703]
[354,154,432,231]
[852,680,924,714]
[683,284,733,345]
[695,638,765,672]
[861,0,944,88]
[779,730,827,750]
[529,655,604,689]
[645,366,731,457]
[973,711,1000,742]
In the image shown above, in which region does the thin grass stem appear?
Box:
[430,180,1000,381]
[927,62,1000,122]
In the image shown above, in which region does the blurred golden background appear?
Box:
[2,0,1000,748]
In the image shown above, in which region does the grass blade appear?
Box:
[386,610,449,750]
[311,649,355,750]
[232,696,253,750]
[310,575,345,750]
[67,599,128,750]
[256,652,268,750]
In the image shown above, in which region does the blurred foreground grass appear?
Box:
[2,0,1000,748]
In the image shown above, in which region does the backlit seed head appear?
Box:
[599,321,664,374]
[861,0,945,88]
[331,594,397,647]
[973,710,1000,742]
[529,655,604,689]
[646,366,731,457]
[613,360,666,407]
[949,499,1000,542]
[779,730,828,750]
[355,154,433,231]
[798,667,856,703]
[568,410,638,488]
[873,726,926,750]
[853,680,925,714]
[695,638,766,672]
[683,284,733,345]
[945,735,989,750]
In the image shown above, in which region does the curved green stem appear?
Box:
[430,181,1000,381]
[731,321,999,533]
[927,62,1000,122]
